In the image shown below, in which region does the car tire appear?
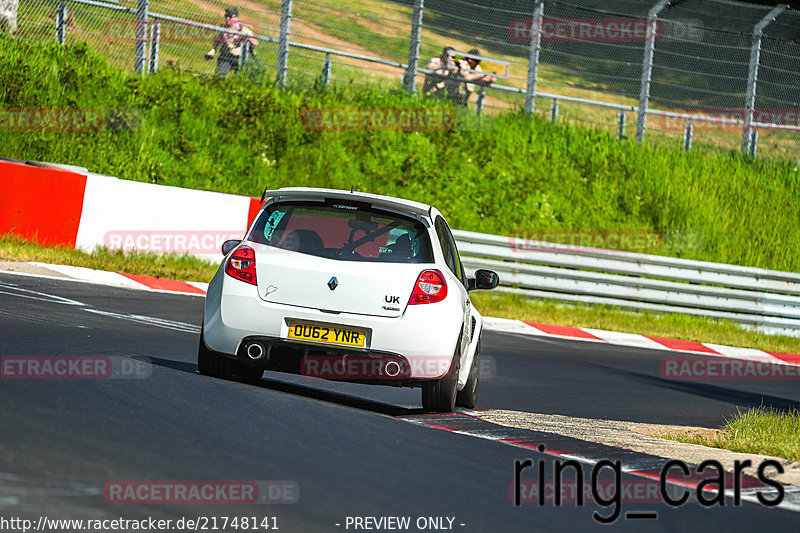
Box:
[197,331,232,379]
[421,338,460,413]
[456,339,480,409]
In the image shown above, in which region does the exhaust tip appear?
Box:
[246,343,265,360]
[384,360,401,377]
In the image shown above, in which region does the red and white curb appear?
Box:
[4,262,800,365]
[482,316,800,366]
[21,262,209,296]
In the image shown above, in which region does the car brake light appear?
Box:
[225,245,257,285]
[409,269,448,305]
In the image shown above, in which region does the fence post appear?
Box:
[321,53,332,87]
[749,129,758,158]
[683,121,693,151]
[742,5,785,154]
[240,40,250,69]
[475,91,485,115]
[277,0,292,86]
[55,0,66,45]
[149,20,160,73]
[524,0,544,114]
[403,0,424,92]
[635,0,669,144]
[134,0,149,74]
[549,99,559,122]
[617,111,626,139]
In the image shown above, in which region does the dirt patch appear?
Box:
[0,261,71,279]
[478,409,800,486]
[631,423,723,442]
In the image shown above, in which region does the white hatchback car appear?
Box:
[198,187,499,412]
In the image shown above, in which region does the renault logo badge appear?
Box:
[328,277,338,291]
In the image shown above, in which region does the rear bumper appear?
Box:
[224,335,449,386]
[202,268,462,380]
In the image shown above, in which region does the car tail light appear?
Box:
[225,245,257,285]
[409,269,448,305]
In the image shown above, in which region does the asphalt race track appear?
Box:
[1,272,798,531]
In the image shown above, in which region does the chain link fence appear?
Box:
[9,0,800,162]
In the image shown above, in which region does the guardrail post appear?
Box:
[149,20,160,73]
[524,0,544,114]
[403,0,423,92]
[240,40,250,69]
[683,121,693,151]
[134,0,149,74]
[742,5,785,154]
[617,111,626,139]
[549,99,559,122]
[475,91,485,115]
[635,0,669,144]
[321,53,332,86]
[55,0,66,45]
[277,0,292,86]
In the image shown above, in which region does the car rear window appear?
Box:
[247,200,434,263]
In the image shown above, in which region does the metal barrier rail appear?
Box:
[453,229,800,336]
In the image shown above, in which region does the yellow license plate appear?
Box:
[287,322,367,348]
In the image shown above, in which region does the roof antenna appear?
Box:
[260,185,269,202]
[350,185,354,193]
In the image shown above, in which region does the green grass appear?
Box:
[3,36,800,274]
[661,406,800,462]
[0,234,218,282]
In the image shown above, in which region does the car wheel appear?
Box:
[197,331,232,379]
[456,339,480,409]
[421,339,460,413]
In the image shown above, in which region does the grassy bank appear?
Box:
[3,37,800,273]
[662,406,800,462]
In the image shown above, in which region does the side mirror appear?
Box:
[468,269,499,291]
[221,239,241,255]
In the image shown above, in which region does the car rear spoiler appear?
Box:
[260,188,432,219]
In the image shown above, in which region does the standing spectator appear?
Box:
[204,6,258,76]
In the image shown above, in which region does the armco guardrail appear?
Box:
[453,230,800,337]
